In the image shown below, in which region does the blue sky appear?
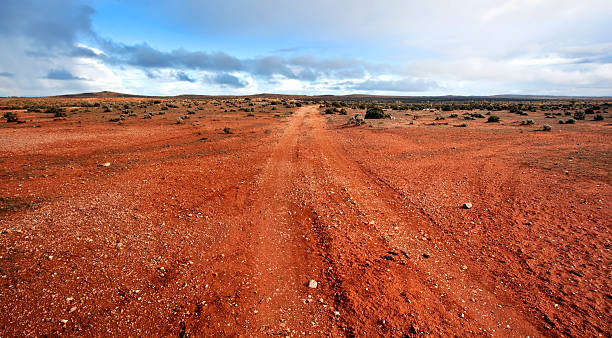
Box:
[0,0,611,96]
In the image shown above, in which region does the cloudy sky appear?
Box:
[0,0,611,96]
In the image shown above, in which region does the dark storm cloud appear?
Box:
[44,69,85,80]
[0,72,14,78]
[350,78,438,92]
[175,71,195,82]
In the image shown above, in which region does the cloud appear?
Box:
[43,69,86,80]
[175,71,195,82]
[350,78,438,92]
[207,73,248,88]
[0,72,14,78]
[0,0,94,49]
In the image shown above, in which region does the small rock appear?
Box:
[69,306,77,313]
[308,280,318,289]
[60,319,68,324]
[460,265,468,271]
[334,311,340,316]
[462,202,472,209]
[99,162,111,167]
[422,253,430,258]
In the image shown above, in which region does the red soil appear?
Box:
[0,102,610,336]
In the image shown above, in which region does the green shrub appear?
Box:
[566,118,576,124]
[574,111,585,120]
[487,115,500,123]
[365,106,385,119]
[594,114,604,121]
[223,127,231,134]
[3,111,18,122]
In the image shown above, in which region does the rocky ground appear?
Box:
[0,99,610,336]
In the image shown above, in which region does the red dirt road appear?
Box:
[1,104,610,336]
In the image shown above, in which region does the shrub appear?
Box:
[54,110,67,118]
[339,108,348,115]
[324,108,335,114]
[4,111,18,122]
[44,107,62,115]
[487,115,500,123]
[143,113,152,119]
[449,113,458,118]
[176,117,184,124]
[223,127,231,134]
[471,113,485,118]
[365,106,385,119]
[574,111,585,120]
[566,118,576,124]
[521,119,534,125]
[558,120,564,124]
[594,114,604,121]
[542,124,552,131]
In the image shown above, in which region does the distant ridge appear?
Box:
[46,91,610,101]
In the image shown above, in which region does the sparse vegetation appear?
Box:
[4,111,18,122]
[365,106,385,119]
[594,114,604,121]
[487,115,500,123]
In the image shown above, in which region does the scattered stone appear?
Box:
[460,265,468,271]
[99,162,111,167]
[569,270,583,277]
[308,280,318,289]
[462,202,472,209]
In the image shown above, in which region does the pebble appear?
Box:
[308,280,318,289]
[99,162,111,167]
[460,265,468,271]
[463,202,472,209]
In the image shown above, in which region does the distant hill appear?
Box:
[55,91,147,98]
[46,91,611,102]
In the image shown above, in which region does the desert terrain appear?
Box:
[0,95,610,336]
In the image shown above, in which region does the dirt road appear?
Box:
[1,105,610,336]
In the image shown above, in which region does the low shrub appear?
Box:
[574,111,585,120]
[542,124,552,131]
[487,115,500,123]
[365,106,385,119]
[594,114,604,121]
[3,111,18,122]
[566,118,576,124]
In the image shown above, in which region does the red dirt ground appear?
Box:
[0,100,610,336]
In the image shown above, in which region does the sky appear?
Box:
[0,0,611,97]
